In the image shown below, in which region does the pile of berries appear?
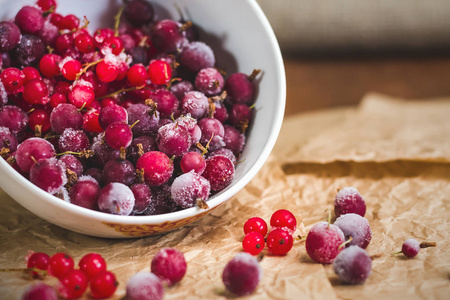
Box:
[23,251,117,299]
[22,247,187,300]
[242,209,297,256]
[305,187,373,285]
[0,0,259,216]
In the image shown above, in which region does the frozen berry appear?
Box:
[22,282,58,300]
[333,245,372,284]
[222,252,262,296]
[151,248,187,286]
[334,187,366,218]
[334,213,372,249]
[305,221,345,264]
[126,272,164,300]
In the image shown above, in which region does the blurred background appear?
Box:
[256,0,450,115]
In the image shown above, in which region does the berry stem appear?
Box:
[196,199,209,209]
[97,84,145,100]
[75,59,104,82]
[420,242,437,248]
[248,69,261,81]
[56,150,95,159]
[114,6,125,37]
[338,236,353,250]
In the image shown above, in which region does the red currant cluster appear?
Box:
[242,209,297,256]
[22,247,188,300]
[24,251,117,299]
[0,0,259,216]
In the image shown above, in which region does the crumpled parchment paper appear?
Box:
[0,93,449,299]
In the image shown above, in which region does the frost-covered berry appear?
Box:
[22,282,58,300]
[97,182,135,215]
[222,252,262,296]
[126,272,164,300]
[305,221,345,264]
[333,245,372,284]
[334,187,366,218]
[151,248,187,286]
[401,239,420,258]
[202,155,234,192]
[333,213,372,249]
[29,157,67,194]
[170,170,210,208]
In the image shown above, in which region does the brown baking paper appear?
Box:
[276,93,450,165]
[1,94,449,299]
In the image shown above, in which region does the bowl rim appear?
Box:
[0,0,286,232]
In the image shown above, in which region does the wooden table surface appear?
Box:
[284,55,450,115]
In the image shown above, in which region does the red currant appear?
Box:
[27,252,50,278]
[22,66,42,82]
[50,13,64,29]
[61,59,82,81]
[50,92,68,108]
[39,54,61,78]
[127,64,148,86]
[0,67,25,93]
[148,59,172,85]
[37,0,57,11]
[100,97,117,108]
[68,84,95,108]
[78,253,107,279]
[55,33,74,54]
[48,253,75,279]
[103,36,124,55]
[74,33,95,53]
[242,231,265,255]
[28,108,51,133]
[243,217,268,236]
[266,228,293,255]
[82,109,103,133]
[54,81,71,95]
[23,79,49,105]
[89,270,118,299]
[57,269,88,299]
[93,28,114,48]
[270,209,297,233]
[96,61,119,83]
[61,14,80,31]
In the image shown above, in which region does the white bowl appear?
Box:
[0,0,286,238]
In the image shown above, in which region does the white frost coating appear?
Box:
[0,126,11,135]
[73,78,94,89]
[171,170,210,208]
[333,245,372,284]
[58,128,78,149]
[59,56,75,69]
[58,186,70,202]
[404,239,420,252]
[181,91,209,119]
[98,182,135,216]
[209,148,237,164]
[334,213,372,248]
[126,272,164,300]
[336,187,359,200]
[101,47,131,67]
[230,252,262,281]
[0,81,7,106]
[78,175,98,185]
